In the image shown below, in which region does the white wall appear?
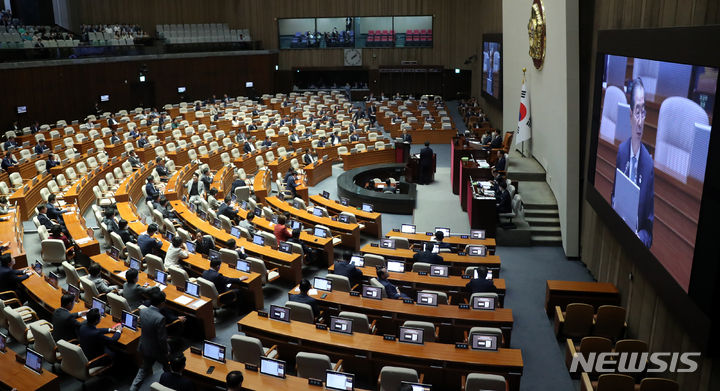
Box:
[503,0,579,257]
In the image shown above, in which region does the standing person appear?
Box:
[284,169,298,199]
[419,141,434,185]
[185,172,205,205]
[130,291,170,391]
[123,268,154,310]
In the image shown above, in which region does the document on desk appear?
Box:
[75,237,92,245]
[293,287,318,296]
[189,299,207,309]
[116,270,127,279]
[173,295,194,306]
[154,283,166,291]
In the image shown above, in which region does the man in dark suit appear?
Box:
[130,291,170,391]
[107,113,118,127]
[145,177,160,203]
[419,141,434,185]
[194,231,216,256]
[481,130,492,145]
[29,121,40,134]
[36,205,56,230]
[376,267,410,300]
[229,173,246,196]
[261,136,273,148]
[243,140,256,153]
[1,151,17,171]
[122,268,154,310]
[285,169,298,198]
[412,246,444,265]
[46,153,60,169]
[200,168,213,192]
[489,130,503,149]
[349,130,359,142]
[34,139,49,154]
[137,134,149,149]
[117,219,136,245]
[493,150,506,173]
[316,137,326,148]
[302,150,315,165]
[401,129,412,143]
[138,223,163,256]
[0,254,30,295]
[159,354,195,391]
[154,157,170,181]
[611,77,654,248]
[465,266,497,294]
[333,258,363,287]
[201,259,247,309]
[218,195,239,223]
[288,130,299,143]
[432,231,454,251]
[77,308,122,365]
[3,136,18,151]
[52,293,87,342]
[288,279,320,316]
[329,131,341,146]
[46,194,67,222]
[496,181,512,214]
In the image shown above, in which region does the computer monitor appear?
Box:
[230,226,241,238]
[109,246,120,260]
[401,224,416,234]
[259,357,286,378]
[129,257,141,271]
[198,211,207,220]
[188,202,196,212]
[321,190,330,199]
[100,94,109,102]
[339,197,349,206]
[0,332,6,353]
[185,241,196,253]
[434,227,450,237]
[429,265,448,277]
[122,310,139,331]
[47,272,59,287]
[164,231,174,241]
[202,340,226,363]
[212,218,222,229]
[312,207,324,217]
[361,285,382,300]
[398,327,424,345]
[269,305,290,322]
[361,203,373,212]
[91,298,106,317]
[177,86,186,93]
[185,281,200,298]
[417,291,438,306]
[254,207,263,217]
[24,348,43,374]
[277,241,291,253]
[241,200,248,210]
[32,261,42,275]
[313,227,327,238]
[67,284,80,300]
[245,82,254,88]
[400,382,432,391]
[208,249,221,262]
[17,106,27,114]
[291,220,302,230]
[329,316,353,335]
[338,214,350,224]
[386,260,405,273]
[293,200,301,209]
[325,370,355,391]
[471,333,499,351]
[313,277,332,292]
[154,270,168,285]
[470,229,486,239]
[472,295,496,310]
[349,255,364,267]
[467,245,487,257]
[252,234,265,246]
[236,259,250,273]
[380,238,396,249]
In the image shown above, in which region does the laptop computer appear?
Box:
[361,203,373,213]
[321,190,330,199]
[109,246,120,260]
[252,234,265,246]
[312,207,324,217]
[339,197,349,206]
[0,332,6,353]
[230,226,241,238]
[202,340,226,363]
[67,284,80,300]
[401,224,416,234]
[91,298,106,317]
[208,249,221,262]
[278,242,292,253]
[612,168,640,232]
[260,357,286,378]
[338,214,351,223]
[129,258,141,271]
[313,227,327,238]
[185,241,196,253]
[325,370,355,391]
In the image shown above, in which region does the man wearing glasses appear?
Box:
[612,77,654,248]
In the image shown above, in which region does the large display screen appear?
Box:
[592,54,717,292]
[482,35,502,102]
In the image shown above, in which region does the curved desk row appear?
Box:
[309,194,382,238]
[360,244,501,274]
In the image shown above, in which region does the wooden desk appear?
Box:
[266,196,361,251]
[63,159,124,214]
[451,139,488,195]
[459,160,492,212]
[114,162,156,203]
[544,280,620,317]
[466,183,498,237]
[0,207,27,267]
[310,195,382,238]
[182,349,372,391]
[62,209,100,257]
[91,254,217,338]
[385,230,496,248]
[340,148,396,171]
[9,171,53,220]
[253,170,272,203]
[360,244,501,273]
[303,157,333,186]
[239,313,524,391]
[290,285,514,345]
[0,347,60,391]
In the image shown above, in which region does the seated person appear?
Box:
[432,230,454,251]
[138,223,163,256]
[218,195,239,223]
[0,254,30,296]
[128,150,142,168]
[52,293,87,342]
[88,263,120,294]
[0,196,10,214]
[1,151,17,170]
[123,268,155,310]
[465,265,497,294]
[77,308,122,366]
[288,279,319,316]
[48,224,75,260]
[34,139,49,154]
[154,157,170,181]
[412,244,444,265]
[117,219,136,244]
[376,267,410,300]
[273,215,292,245]
[46,153,60,168]
[164,235,189,270]
[3,136,18,150]
[383,179,397,194]
[159,354,196,391]
[207,188,220,211]
[225,238,247,261]
[153,196,176,221]
[103,209,119,234]
[45,194,67,222]
[237,213,256,238]
[201,259,247,310]
[145,177,160,203]
[194,231,215,256]
[109,130,121,144]
[229,173,246,196]
[492,150,506,174]
[333,257,363,287]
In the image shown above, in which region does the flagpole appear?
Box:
[518,68,527,158]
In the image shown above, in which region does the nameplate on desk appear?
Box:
[190,346,202,355]
[392,228,400,232]
[461,274,472,279]
[15,354,25,364]
[315,323,328,330]
[458,304,470,309]
[309,378,323,386]
[245,363,258,372]
[370,243,379,247]
[418,271,428,276]
[383,334,396,341]
[257,310,268,318]
[461,235,469,239]
[455,342,469,349]
[402,298,414,304]
[426,232,433,236]
[458,252,467,256]
[349,291,360,297]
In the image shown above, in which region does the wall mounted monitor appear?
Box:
[100,95,109,102]
[481,33,503,105]
[17,106,27,114]
[178,86,186,93]
[245,82,254,88]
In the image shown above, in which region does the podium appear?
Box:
[406,153,436,183]
[395,140,411,163]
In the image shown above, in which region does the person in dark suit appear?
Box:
[376,267,410,300]
[46,153,60,168]
[123,268,155,310]
[496,181,512,214]
[117,219,136,244]
[288,279,320,316]
[481,130,492,145]
[153,197,175,221]
[329,131,341,146]
[201,259,247,310]
[489,130,503,149]
[226,371,244,391]
[349,130,359,142]
[128,150,142,168]
[159,354,195,391]
[218,195,239,223]
[34,139,49,154]
[243,140,256,153]
[419,141,434,185]
[154,157,170,181]
[465,266,497,294]
[29,121,40,134]
[103,208,119,234]
[137,134,150,149]
[109,130,120,144]
[611,77,654,248]
[200,168,213,192]
[130,291,170,391]
[3,136,18,151]
[145,177,160,203]
[138,223,163,256]
[52,293,87,341]
[261,136,273,148]
[288,130,299,143]
[333,258,363,287]
[493,150,506,173]
[1,151,17,170]
[0,254,30,295]
[413,246,444,265]
[77,308,122,365]
[285,169,298,198]
[46,194,67,222]
[401,129,412,143]
[225,238,247,261]
[107,114,118,127]
[229,173,245,196]
[36,205,57,230]
[302,150,315,165]
[194,231,216,256]
[316,137,326,148]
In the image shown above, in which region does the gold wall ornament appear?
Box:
[527,0,546,70]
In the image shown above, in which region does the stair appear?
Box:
[523,204,562,246]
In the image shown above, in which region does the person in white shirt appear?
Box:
[164,236,189,270]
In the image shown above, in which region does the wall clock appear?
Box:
[344,48,362,66]
[527,0,546,70]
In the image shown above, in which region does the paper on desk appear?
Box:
[189,298,208,309]
[116,270,127,279]
[75,237,92,244]
[293,287,318,296]
[173,295,194,306]
[154,283,167,291]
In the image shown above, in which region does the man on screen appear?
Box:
[612,77,654,248]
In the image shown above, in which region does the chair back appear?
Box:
[596,374,636,391]
[419,289,448,305]
[338,311,371,334]
[579,336,613,356]
[564,303,595,339]
[465,373,508,391]
[614,339,648,354]
[411,262,431,273]
[62,261,81,287]
[107,292,132,319]
[126,242,144,263]
[378,366,419,391]
[79,276,101,306]
[296,352,332,380]
[325,274,351,292]
[145,254,165,278]
[219,248,239,265]
[41,239,67,265]
[167,266,190,288]
[197,277,220,307]
[594,305,626,340]
[230,335,265,366]
[57,339,90,381]
[369,278,388,298]
[363,254,386,268]
[29,321,59,363]
[286,301,315,323]
[638,378,679,391]
[4,307,31,345]
[402,320,436,342]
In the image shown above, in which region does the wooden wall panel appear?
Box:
[65,0,505,129]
